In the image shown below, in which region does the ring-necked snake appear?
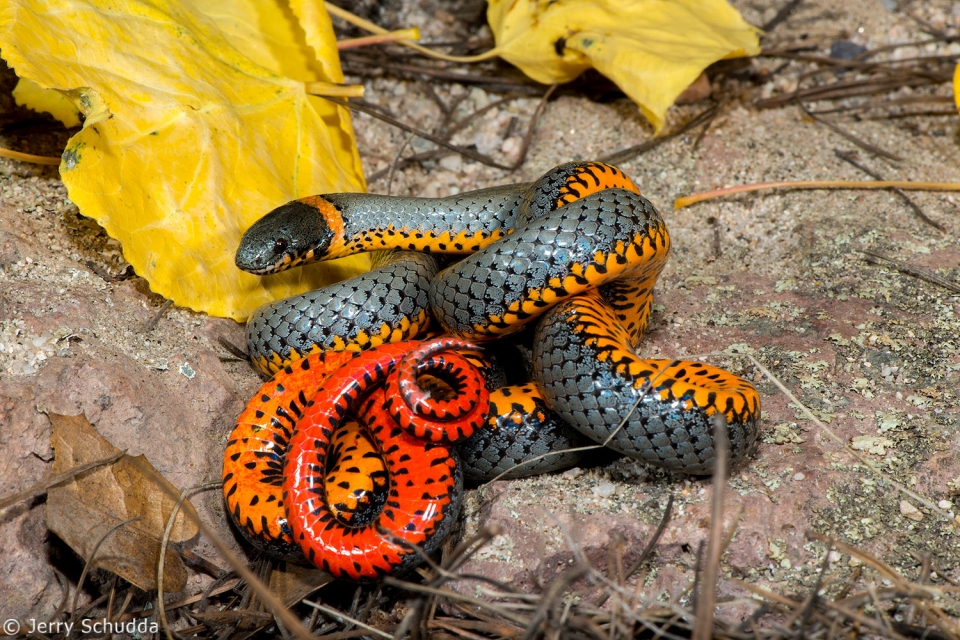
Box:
[228,161,761,578]
[224,338,488,579]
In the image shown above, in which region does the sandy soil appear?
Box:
[1,0,959,627]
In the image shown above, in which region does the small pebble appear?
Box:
[899,500,924,521]
[501,136,523,163]
[830,40,868,60]
[592,481,617,498]
[438,155,462,172]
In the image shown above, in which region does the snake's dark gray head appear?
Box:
[236,199,337,275]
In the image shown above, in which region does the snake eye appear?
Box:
[273,238,288,254]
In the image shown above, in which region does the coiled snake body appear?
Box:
[227,161,761,576]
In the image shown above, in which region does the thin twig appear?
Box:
[324,2,498,63]
[796,550,831,636]
[217,336,249,361]
[0,145,61,165]
[325,96,514,170]
[44,568,70,629]
[909,550,960,587]
[0,449,125,512]
[71,517,141,625]
[761,0,805,32]
[809,94,954,115]
[177,546,227,578]
[104,574,118,627]
[708,216,722,259]
[858,249,960,293]
[691,101,724,151]
[593,495,674,608]
[386,132,416,196]
[600,103,720,165]
[834,149,944,231]
[748,354,959,524]
[337,28,420,51]
[302,601,396,640]
[142,299,174,333]
[675,178,960,209]
[756,70,951,108]
[341,56,540,93]
[799,102,902,161]
[693,414,729,640]
[158,481,220,640]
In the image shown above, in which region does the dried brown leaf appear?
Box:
[46,413,199,591]
[269,563,333,606]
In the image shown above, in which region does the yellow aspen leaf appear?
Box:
[12,78,83,128]
[0,0,369,321]
[486,0,761,132]
[954,62,960,111]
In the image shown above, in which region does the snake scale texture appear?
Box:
[224,161,761,579]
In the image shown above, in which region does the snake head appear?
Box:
[236,199,337,275]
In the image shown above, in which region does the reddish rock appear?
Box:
[0,381,59,620]
[457,268,960,623]
[0,334,251,619]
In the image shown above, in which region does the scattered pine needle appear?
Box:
[337,28,421,51]
[745,353,960,527]
[304,81,365,98]
[0,145,61,165]
[675,179,960,208]
[0,449,125,512]
[324,2,499,63]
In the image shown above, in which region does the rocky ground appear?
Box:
[2,0,959,630]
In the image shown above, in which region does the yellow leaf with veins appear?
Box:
[486,0,761,132]
[13,78,83,128]
[0,0,369,321]
[954,62,960,111]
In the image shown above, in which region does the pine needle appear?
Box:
[324,2,499,63]
[0,145,61,165]
[338,29,421,51]
[675,179,960,208]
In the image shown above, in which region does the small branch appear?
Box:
[799,102,902,161]
[756,71,951,108]
[304,81,365,98]
[217,336,249,361]
[858,249,960,294]
[692,414,729,640]
[338,28,421,51]
[600,102,720,165]
[323,96,515,171]
[0,450,126,512]
[142,299,174,333]
[761,0,805,32]
[593,495,674,608]
[675,179,960,209]
[324,2,499,63]
[834,150,944,231]
[0,145,61,165]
